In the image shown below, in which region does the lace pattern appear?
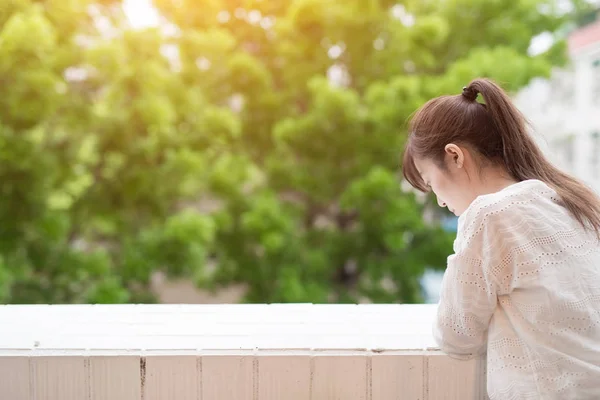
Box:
[434,180,600,400]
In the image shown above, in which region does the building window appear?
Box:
[564,134,575,170]
[592,131,600,179]
[550,70,575,105]
[593,59,600,104]
[553,135,576,172]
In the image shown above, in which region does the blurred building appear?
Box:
[419,214,457,304]
[514,10,600,194]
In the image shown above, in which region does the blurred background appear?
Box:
[0,0,598,305]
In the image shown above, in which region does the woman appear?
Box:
[402,78,600,399]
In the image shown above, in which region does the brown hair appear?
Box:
[402,77,600,237]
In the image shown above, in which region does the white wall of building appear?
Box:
[514,18,600,194]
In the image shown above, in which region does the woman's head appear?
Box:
[403,78,600,235]
[408,142,508,216]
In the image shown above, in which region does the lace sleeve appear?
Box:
[433,207,505,360]
[433,252,497,359]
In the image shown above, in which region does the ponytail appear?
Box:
[466,78,600,237]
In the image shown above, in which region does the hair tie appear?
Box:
[462,86,478,101]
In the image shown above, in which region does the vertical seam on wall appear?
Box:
[309,354,315,400]
[140,356,146,400]
[28,356,35,400]
[197,355,202,400]
[253,352,259,400]
[85,357,92,400]
[367,353,372,400]
[480,356,488,400]
[423,355,429,400]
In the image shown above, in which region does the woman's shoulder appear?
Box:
[462,179,554,218]
[455,179,557,247]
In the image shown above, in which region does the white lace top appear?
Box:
[434,179,600,400]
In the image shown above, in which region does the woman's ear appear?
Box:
[444,144,464,169]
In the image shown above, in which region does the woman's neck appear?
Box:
[477,167,518,196]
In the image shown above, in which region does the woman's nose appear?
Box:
[437,197,446,207]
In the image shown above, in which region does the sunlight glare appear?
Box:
[123,0,160,29]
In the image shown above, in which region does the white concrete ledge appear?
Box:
[0,304,488,399]
[0,304,439,352]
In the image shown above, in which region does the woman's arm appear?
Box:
[433,251,497,359]
[432,208,513,359]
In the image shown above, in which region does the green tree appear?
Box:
[0,0,587,303]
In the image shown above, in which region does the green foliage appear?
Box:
[0,0,585,303]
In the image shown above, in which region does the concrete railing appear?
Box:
[0,304,487,399]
